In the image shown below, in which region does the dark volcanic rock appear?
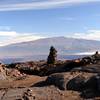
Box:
[84,74,100,91]
[80,74,100,98]
[67,74,100,92]
[46,73,74,90]
[46,72,95,91]
[67,76,86,91]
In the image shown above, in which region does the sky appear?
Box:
[0,0,100,46]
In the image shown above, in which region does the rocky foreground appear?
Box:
[0,54,100,100]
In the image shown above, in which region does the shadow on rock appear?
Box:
[80,75,100,99]
[80,89,100,99]
[67,76,86,91]
[45,73,70,90]
[31,81,49,87]
[67,74,100,99]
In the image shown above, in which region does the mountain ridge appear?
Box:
[0,36,100,59]
[1,36,100,47]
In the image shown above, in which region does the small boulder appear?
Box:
[23,89,35,100]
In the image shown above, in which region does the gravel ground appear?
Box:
[0,86,81,100]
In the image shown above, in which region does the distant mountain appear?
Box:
[0,36,100,60]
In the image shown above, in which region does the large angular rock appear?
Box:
[67,74,100,92]
[46,72,94,91]
[46,73,74,90]
[84,74,100,91]
[80,74,100,98]
[67,76,86,91]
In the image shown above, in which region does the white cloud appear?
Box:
[0,0,99,11]
[1,29,100,46]
[0,31,45,46]
[0,31,17,37]
[68,30,100,41]
[75,51,98,55]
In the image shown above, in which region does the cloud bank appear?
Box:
[1,29,100,46]
[0,31,45,46]
[0,0,99,11]
[69,30,100,41]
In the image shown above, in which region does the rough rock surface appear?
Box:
[0,55,100,100]
[0,64,7,80]
[0,86,81,100]
[67,75,86,91]
[46,72,94,90]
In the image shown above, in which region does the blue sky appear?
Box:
[0,0,100,46]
